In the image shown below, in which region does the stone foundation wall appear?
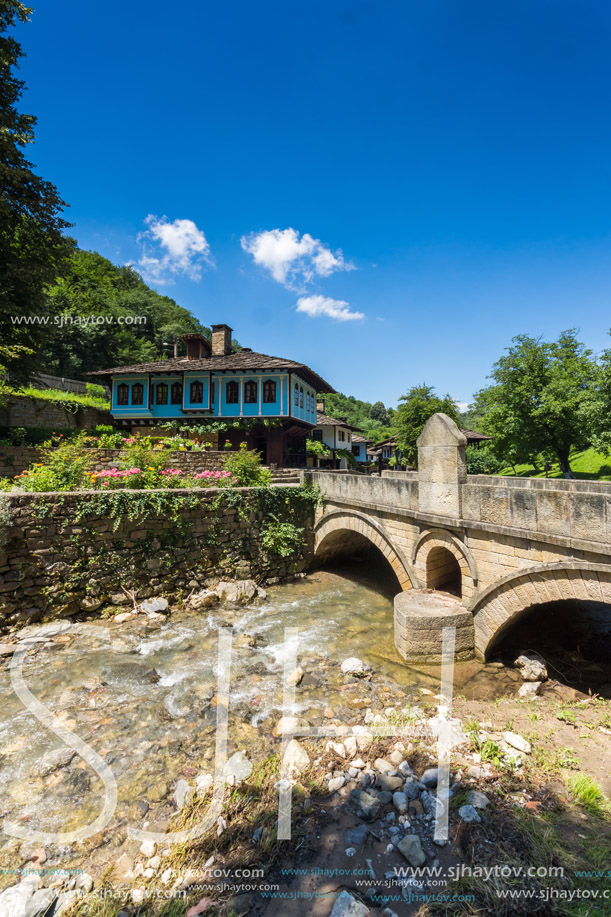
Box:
[0,486,315,630]
[0,447,230,479]
[0,394,111,431]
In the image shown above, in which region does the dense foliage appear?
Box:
[40,249,208,376]
[471,330,598,477]
[0,2,72,382]
[323,392,395,441]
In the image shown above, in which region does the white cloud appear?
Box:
[296,294,364,322]
[135,215,213,284]
[456,402,470,412]
[240,227,354,291]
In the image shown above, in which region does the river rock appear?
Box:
[140,597,169,615]
[0,879,57,917]
[346,823,368,845]
[75,873,94,894]
[79,596,103,611]
[420,767,439,787]
[377,775,403,792]
[111,854,134,882]
[350,789,382,820]
[139,839,156,858]
[173,779,192,811]
[393,791,408,814]
[281,739,310,776]
[340,657,371,677]
[503,732,531,754]
[330,890,371,916]
[374,758,394,774]
[274,716,302,737]
[214,580,257,605]
[518,681,541,698]
[459,804,481,823]
[195,774,214,797]
[466,790,489,809]
[55,890,79,915]
[110,593,131,606]
[327,741,347,758]
[328,776,345,793]
[396,834,426,867]
[35,747,76,777]
[285,666,304,687]
[514,651,548,682]
[113,612,133,624]
[403,778,422,800]
[189,590,219,610]
[224,751,253,785]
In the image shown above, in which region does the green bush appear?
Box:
[466,444,501,475]
[224,444,271,486]
[8,435,94,491]
[261,514,305,557]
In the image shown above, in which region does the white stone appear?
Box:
[518,681,541,698]
[351,758,366,769]
[330,890,371,916]
[374,758,394,774]
[173,779,192,811]
[214,580,258,605]
[195,773,214,797]
[514,651,548,682]
[344,736,358,757]
[340,657,371,677]
[328,776,345,793]
[465,790,489,809]
[113,612,133,624]
[0,879,57,917]
[223,751,253,785]
[274,716,301,737]
[282,739,310,776]
[326,741,347,758]
[503,732,531,754]
[285,666,304,687]
[189,590,219,610]
[139,839,156,858]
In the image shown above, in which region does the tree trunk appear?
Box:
[557,449,574,478]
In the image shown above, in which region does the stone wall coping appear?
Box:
[465,474,611,493]
[2,482,300,505]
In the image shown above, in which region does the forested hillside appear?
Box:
[39,249,207,378]
[322,392,395,441]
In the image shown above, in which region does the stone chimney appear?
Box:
[316,400,325,414]
[211,323,233,357]
[181,333,211,360]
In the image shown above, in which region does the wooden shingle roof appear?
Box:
[89,350,335,394]
[315,412,360,431]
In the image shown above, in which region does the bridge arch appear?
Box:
[314,510,416,591]
[411,528,477,601]
[470,562,611,658]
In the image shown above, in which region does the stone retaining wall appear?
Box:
[0,485,315,630]
[0,447,230,479]
[0,394,111,431]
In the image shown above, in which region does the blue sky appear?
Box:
[15,0,611,408]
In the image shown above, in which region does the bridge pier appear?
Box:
[394,590,475,663]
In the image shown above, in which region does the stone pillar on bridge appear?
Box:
[394,413,475,664]
[416,413,467,520]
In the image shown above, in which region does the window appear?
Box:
[131,383,144,406]
[306,392,311,412]
[116,383,129,406]
[156,382,168,405]
[300,386,304,407]
[263,380,276,403]
[190,380,204,404]
[312,429,323,441]
[171,382,183,405]
[352,445,361,457]
[211,382,216,403]
[244,380,257,403]
[338,429,345,442]
[226,381,239,404]
[294,383,299,406]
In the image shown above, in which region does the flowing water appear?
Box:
[0,568,608,870]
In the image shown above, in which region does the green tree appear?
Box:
[394,384,460,466]
[475,331,598,477]
[41,249,206,376]
[0,1,72,381]
[369,400,390,426]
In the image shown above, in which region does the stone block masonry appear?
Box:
[0,394,111,431]
[0,486,315,630]
[0,447,229,479]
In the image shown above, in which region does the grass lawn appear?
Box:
[14,385,110,411]
[499,447,611,481]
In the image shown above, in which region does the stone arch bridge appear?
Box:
[303,414,611,662]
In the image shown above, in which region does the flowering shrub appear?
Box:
[192,470,238,487]
[224,446,272,486]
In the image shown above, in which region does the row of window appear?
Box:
[294,384,315,412]
[115,379,280,407]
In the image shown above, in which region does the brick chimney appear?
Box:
[211,323,233,356]
[181,333,211,360]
